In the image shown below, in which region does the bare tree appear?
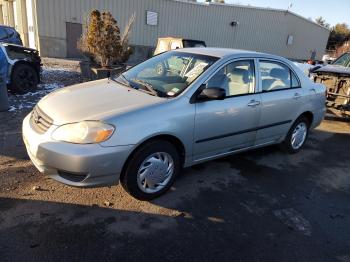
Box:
[78,10,134,67]
[315,16,330,29]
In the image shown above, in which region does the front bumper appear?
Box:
[22,114,134,187]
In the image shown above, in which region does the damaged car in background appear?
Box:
[1,43,41,94]
[313,52,350,113]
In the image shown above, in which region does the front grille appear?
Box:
[30,106,53,134]
[58,171,88,183]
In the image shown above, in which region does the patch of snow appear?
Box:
[274,208,312,236]
[6,67,82,112]
[8,106,16,112]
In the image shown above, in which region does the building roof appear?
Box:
[172,0,330,31]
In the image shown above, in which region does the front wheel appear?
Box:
[121,140,181,200]
[280,117,310,154]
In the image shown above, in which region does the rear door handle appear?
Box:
[247,100,261,107]
[293,93,302,99]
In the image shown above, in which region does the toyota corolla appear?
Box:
[22,48,326,200]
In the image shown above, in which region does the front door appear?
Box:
[66,22,82,58]
[193,59,261,161]
[255,59,304,145]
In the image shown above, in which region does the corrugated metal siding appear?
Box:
[34,0,329,60]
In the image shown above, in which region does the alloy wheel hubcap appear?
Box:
[137,152,174,193]
[291,122,307,150]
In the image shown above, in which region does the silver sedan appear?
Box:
[22,48,326,200]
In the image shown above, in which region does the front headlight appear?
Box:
[52,121,115,144]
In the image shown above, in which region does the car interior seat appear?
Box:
[227,67,252,96]
[262,68,290,91]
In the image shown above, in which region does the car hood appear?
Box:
[315,64,350,75]
[38,78,164,125]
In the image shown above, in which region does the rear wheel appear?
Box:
[10,63,39,94]
[121,140,181,200]
[280,116,310,154]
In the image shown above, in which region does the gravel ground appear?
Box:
[0,65,350,261]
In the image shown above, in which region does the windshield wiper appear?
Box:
[113,74,133,88]
[131,78,159,96]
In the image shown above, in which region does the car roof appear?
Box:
[173,47,286,61]
[175,47,268,58]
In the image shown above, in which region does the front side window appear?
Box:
[260,61,300,92]
[206,60,255,97]
[115,51,218,97]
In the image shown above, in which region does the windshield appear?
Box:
[114,51,218,97]
[332,53,350,67]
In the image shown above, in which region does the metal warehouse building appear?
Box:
[0,0,330,61]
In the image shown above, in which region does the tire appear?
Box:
[10,63,39,94]
[280,116,310,154]
[121,140,181,200]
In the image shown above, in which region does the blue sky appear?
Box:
[197,0,350,26]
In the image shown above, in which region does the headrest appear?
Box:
[270,68,289,81]
[229,68,250,83]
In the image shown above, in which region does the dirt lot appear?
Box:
[0,65,350,262]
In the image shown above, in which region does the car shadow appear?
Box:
[1,126,350,261]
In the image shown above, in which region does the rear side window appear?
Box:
[259,61,300,92]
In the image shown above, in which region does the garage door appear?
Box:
[66,22,82,58]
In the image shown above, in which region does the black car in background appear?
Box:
[0,25,23,46]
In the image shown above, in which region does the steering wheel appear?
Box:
[155,62,166,76]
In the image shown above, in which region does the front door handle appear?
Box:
[293,93,302,99]
[247,100,261,107]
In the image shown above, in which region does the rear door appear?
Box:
[66,22,82,58]
[193,59,261,161]
[255,59,304,145]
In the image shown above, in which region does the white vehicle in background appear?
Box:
[154,37,206,55]
[293,62,315,77]
[322,54,335,64]
[293,61,324,78]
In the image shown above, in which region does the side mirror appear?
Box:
[197,87,226,101]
